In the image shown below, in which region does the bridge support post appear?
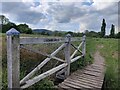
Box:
[64,34,71,78]
[6,28,20,89]
[82,34,86,57]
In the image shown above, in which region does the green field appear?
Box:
[87,38,119,89]
[93,38,119,89]
[0,33,119,89]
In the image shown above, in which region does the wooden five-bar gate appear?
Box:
[6,28,86,89]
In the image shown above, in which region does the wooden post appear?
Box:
[64,34,71,77]
[6,28,20,89]
[82,34,86,56]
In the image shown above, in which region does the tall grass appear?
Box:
[1,34,58,89]
[1,33,118,89]
[94,38,119,89]
[1,34,93,89]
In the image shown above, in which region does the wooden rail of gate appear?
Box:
[6,28,86,89]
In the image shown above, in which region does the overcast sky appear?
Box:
[0,0,119,34]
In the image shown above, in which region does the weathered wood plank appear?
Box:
[71,43,82,54]
[67,77,103,86]
[84,68,103,73]
[56,68,66,79]
[6,32,85,89]
[91,64,104,68]
[21,63,67,89]
[65,78,101,88]
[62,82,82,89]
[71,55,83,63]
[82,35,86,56]
[20,37,82,44]
[79,74,103,82]
[86,65,104,69]
[20,43,66,84]
[70,42,83,59]
[64,34,71,77]
[58,40,105,90]
[74,76,103,85]
[20,37,65,44]
[20,45,65,63]
[64,80,92,89]
[6,28,20,88]
[68,74,103,83]
[58,83,76,90]
[84,71,100,77]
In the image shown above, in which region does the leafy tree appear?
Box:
[74,32,82,37]
[66,31,74,36]
[53,31,62,36]
[2,22,17,33]
[101,19,106,37]
[0,15,32,34]
[109,24,115,38]
[2,22,32,34]
[17,24,32,34]
[85,30,100,38]
[0,15,9,25]
[41,31,49,35]
[0,15,11,33]
[115,32,120,38]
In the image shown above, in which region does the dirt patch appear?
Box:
[93,51,105,64]
[97,44,104,49]
[112,51,118,59]
[94,45,105,65]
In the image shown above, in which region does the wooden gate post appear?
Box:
[64,34,71,77]
[82,34,86,56]
[6,28,20,89]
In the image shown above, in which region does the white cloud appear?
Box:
[43,1,118,33]
[79,23,87,32]
[0,0,119,34]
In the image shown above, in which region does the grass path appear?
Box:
[94,38,119,89]
[93,44,106,66]
[93,50,105,68]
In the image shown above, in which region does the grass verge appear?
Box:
[94,38,119,89]
[1,33,119,89]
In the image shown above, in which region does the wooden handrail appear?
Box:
[6,28,86,89]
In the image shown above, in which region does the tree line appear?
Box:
[0,15,120,38]
[0,15,32,34]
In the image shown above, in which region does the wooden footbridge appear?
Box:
[6,28,105,89]
[58,51,105,89]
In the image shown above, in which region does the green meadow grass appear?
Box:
[93,38,119,89]
[70,37,119,89]
[1,33,119,89]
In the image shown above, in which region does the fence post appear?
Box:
[82,34,86,57]
[64,34,71,78]
[6,28,20,89]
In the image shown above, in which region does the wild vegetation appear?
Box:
[95,38,119,90]
[87,38,119,90]
[1,33,119,89]
[1,33,94,89]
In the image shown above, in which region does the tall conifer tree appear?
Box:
[101,19,106,37]
[110,24,115,38]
